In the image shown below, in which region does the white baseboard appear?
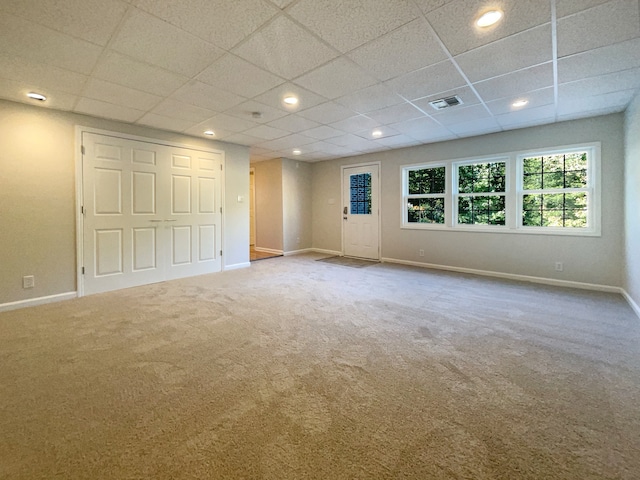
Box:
[0,291,77,313]
[254,247,283,255]
[621,289,640,319]
[284,248,313,256]
[381,257,623,294]
[310,248,342,256]
[224,262,251,271]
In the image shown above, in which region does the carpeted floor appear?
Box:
[1,253,639,479]
[316,255,379,268]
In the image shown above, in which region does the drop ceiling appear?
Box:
[1,0,639,163]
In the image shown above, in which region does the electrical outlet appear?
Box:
[555,262,564,272]
[419,249,425,257]
[23,275,35,289]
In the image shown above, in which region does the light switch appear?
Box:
[237,195,244,203]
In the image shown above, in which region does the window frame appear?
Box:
[402,163,447,226]
[400,142,601,237]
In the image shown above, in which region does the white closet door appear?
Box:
[165,146,222,281]
[82,133,222,295]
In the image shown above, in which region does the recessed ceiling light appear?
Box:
[512,99,529,108]
[372,129,383,138]
[283,95,299,106]
[476,10,503,28]
[292,149,302,155]
[27,92,46,101]
[203,130,215,136]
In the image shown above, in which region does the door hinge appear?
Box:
[220,207,222,213]
[81,145,85,155]
[82,267,85,275]
[81,205,85,215]
[220,250,222,256]
[220,164,223,171]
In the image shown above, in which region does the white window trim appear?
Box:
[400,142,601,237]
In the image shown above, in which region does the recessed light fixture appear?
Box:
[512,99,529,108]
[27,92,47,101]
[203,130,215,136]
[476,9,503,28]
[292,149,302,155]
[283,95,299,106]
[372,129,383,138]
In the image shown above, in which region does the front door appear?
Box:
[342,164,379,260]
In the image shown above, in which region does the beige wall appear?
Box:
[0,99,249,306]
[253,158,283,252]
[312,114,625,287]
[282,158,312,253]
[624,93,640,308]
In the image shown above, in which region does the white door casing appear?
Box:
[81,132,222,295]
[342,164,380,260]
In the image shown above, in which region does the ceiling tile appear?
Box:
[0,13,103,75]
[374,134,422,148]
[473,63,553,102]
[133,0,278,50]
[495,104,556,129]
[557,0,640,57]
[366,102,426,125]
[226,100,288,123]
[413,0,453,15]
[337,84,404,114]
[558,38,640,83]
[233,15,339,79]
[297,102,355,124]
[288,0,420,53]
[0,77,78,111]
[455,25,552,83]
[557,89,636,118]
[431,103,491,126]
[485,87,555,115]
[252,83,328,112]
[301,125,343,140]
[269,0,296,8]
[243,124,289,141]
[556,0,617,18]
[82,78,162,111]
[183,122,235,140]
[447,117,501,136]
[151,98,216,123]
[388,116,454,141]
[330,115,379,134]
[137,112,197,132]
[197,54,284,98]
[294,57,378,99]
[172,81,246,112]
[426,0,552,55]
[266,114,322,133]
[254,133,316,151]
[224,132,265,146]
[75,97,145,123]
[200,113,260,134]
[111,9,223,77]
[0,54,88,96]
[385,60,467,101]
[559,68,640,100]
[348,18,448,81]
[0,0,128,46]
[411,86,480,111]
[353,126,400,140]
[93,51,189,96]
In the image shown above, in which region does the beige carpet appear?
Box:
[1,254,639,479]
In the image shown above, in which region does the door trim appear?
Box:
[340,161,382,260]
[75,126,226,297]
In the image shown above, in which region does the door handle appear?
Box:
[343,206,348,215]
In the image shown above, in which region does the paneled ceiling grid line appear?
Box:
[417,6,498,127]
[551,0,560,121]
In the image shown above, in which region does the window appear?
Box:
[404,166,445,224]
[401,143,600,236]
[456,160,506,226]
[520,150,590,229]
[349,173,371,214]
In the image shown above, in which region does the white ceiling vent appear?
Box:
[429,95,463,110]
